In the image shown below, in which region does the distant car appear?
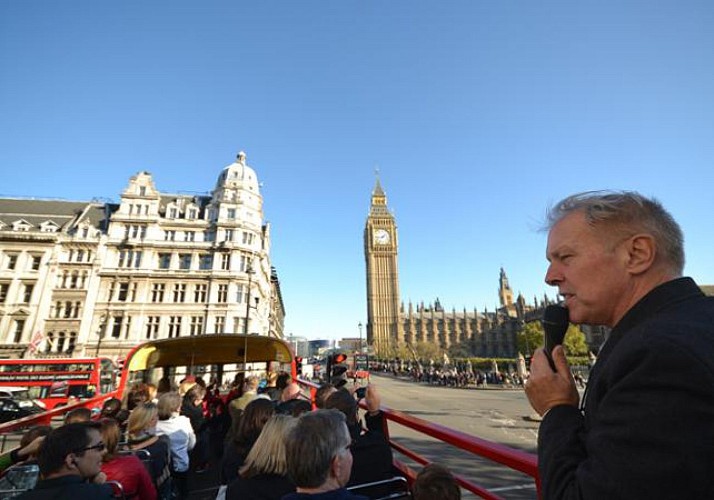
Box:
[0,386,46,409]
[0,386,32,399]
[0,398,45,423]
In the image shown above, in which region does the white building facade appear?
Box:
[0,152,285,359]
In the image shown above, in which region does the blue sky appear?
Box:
[1,1,713,340]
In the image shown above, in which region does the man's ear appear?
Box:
[65,453,79,470]
[624,234,656,275]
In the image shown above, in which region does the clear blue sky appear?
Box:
[1,1,713,340]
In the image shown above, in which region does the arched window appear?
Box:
[66,333,76,354]
[57,332,66,353]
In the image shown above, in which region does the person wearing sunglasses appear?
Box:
[16,422,114,499]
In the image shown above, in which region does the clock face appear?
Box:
[374,229,390,245]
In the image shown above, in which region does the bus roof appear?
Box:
[124,334,294,372]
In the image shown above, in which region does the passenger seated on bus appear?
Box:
[156,377,174,397]
[16,422,114,499]
[266,372,291,402]
[221,398,274,485]
[258,371,279,399]
[314,383,337,409]
[225,415,297,500]
[181,385,208,472]
[127,403,172,500]
[275,398,312,417]
[64,407,92,425]
[146,383,158,404]
[230,376,260,412]
[155,392,195,500]
[126,383,151,411]
[280,382,301,402]
[0,428,48,474]
[99,418,157,500]
[412,464,461,500]
[324,386,393,487]
[225,373,245,404]
[283,410,367,500]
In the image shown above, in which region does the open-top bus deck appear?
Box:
[0,335,540,499]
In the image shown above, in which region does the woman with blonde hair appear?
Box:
[226,414,297,499]
[127,403,172,500]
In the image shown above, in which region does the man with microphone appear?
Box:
[525,191,714,499]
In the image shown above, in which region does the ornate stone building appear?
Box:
[364,179,555,358]
[0,152,285,359]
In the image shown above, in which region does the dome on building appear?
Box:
[215,151,260,193]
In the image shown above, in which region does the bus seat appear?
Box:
[346,475,411,500]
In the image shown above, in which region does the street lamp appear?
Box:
[242,262,259,367]
[358,322,363,353]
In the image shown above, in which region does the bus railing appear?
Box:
[297,378,541,500]
[0,391,119,438]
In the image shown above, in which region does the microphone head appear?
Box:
[543,305,569,351]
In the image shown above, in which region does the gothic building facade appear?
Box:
[364,180,556,358]
[0,152,285,359]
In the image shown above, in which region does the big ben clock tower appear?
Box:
[364,179,403,355]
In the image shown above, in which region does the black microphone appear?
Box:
[542,305,569,371]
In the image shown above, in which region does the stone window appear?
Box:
[179,254,192,270]
[158,253,171,270]
[151,283,165,302]
[194,284,207,303]
[217,284,228,303]
[173,283,186,302]
[146,316,160,339]
[199,254,212,270]
[190,316,204,336]
[168,316,182,338]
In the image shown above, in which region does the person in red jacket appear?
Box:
[99,418,157,500]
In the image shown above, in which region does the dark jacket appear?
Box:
[226,472,295,499]
[538,278,714,499]
[16,475,113,500]
[347,411,393,487]
[281,488,367,500]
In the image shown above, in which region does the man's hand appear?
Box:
[92,471,107,484]
[365,384,381,415]
[18,436,45,460]
[525,346,579,416]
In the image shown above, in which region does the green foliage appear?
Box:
[516,321,589,357]
[517,321,544,355]
[563,324,589,356]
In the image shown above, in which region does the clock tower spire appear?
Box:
[364,178,403,356]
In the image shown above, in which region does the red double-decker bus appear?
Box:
[0,357,117,409]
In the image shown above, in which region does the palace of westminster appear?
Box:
[0,151,617,360]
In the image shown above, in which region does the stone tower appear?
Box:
[364,179,403,355]
[498,267,514,308]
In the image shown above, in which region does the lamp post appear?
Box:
[242,263,259,368]
[358,322,363,353]
[243,264,254,336]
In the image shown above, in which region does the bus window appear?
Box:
[68,385,89,399]
[48,381,68,399]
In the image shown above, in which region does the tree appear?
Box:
[414,341,442,363]
[517,321,589,357]
[517,321,544,356]
[563,324,589,356]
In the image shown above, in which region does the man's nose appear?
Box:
[545,264,561,286]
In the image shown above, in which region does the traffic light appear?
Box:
[330,353,348,388]
[295,357,303,377]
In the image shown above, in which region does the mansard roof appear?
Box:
[0,198,92,231]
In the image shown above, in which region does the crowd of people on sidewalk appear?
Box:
[2,371,461,500]
[370,359,529,388]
